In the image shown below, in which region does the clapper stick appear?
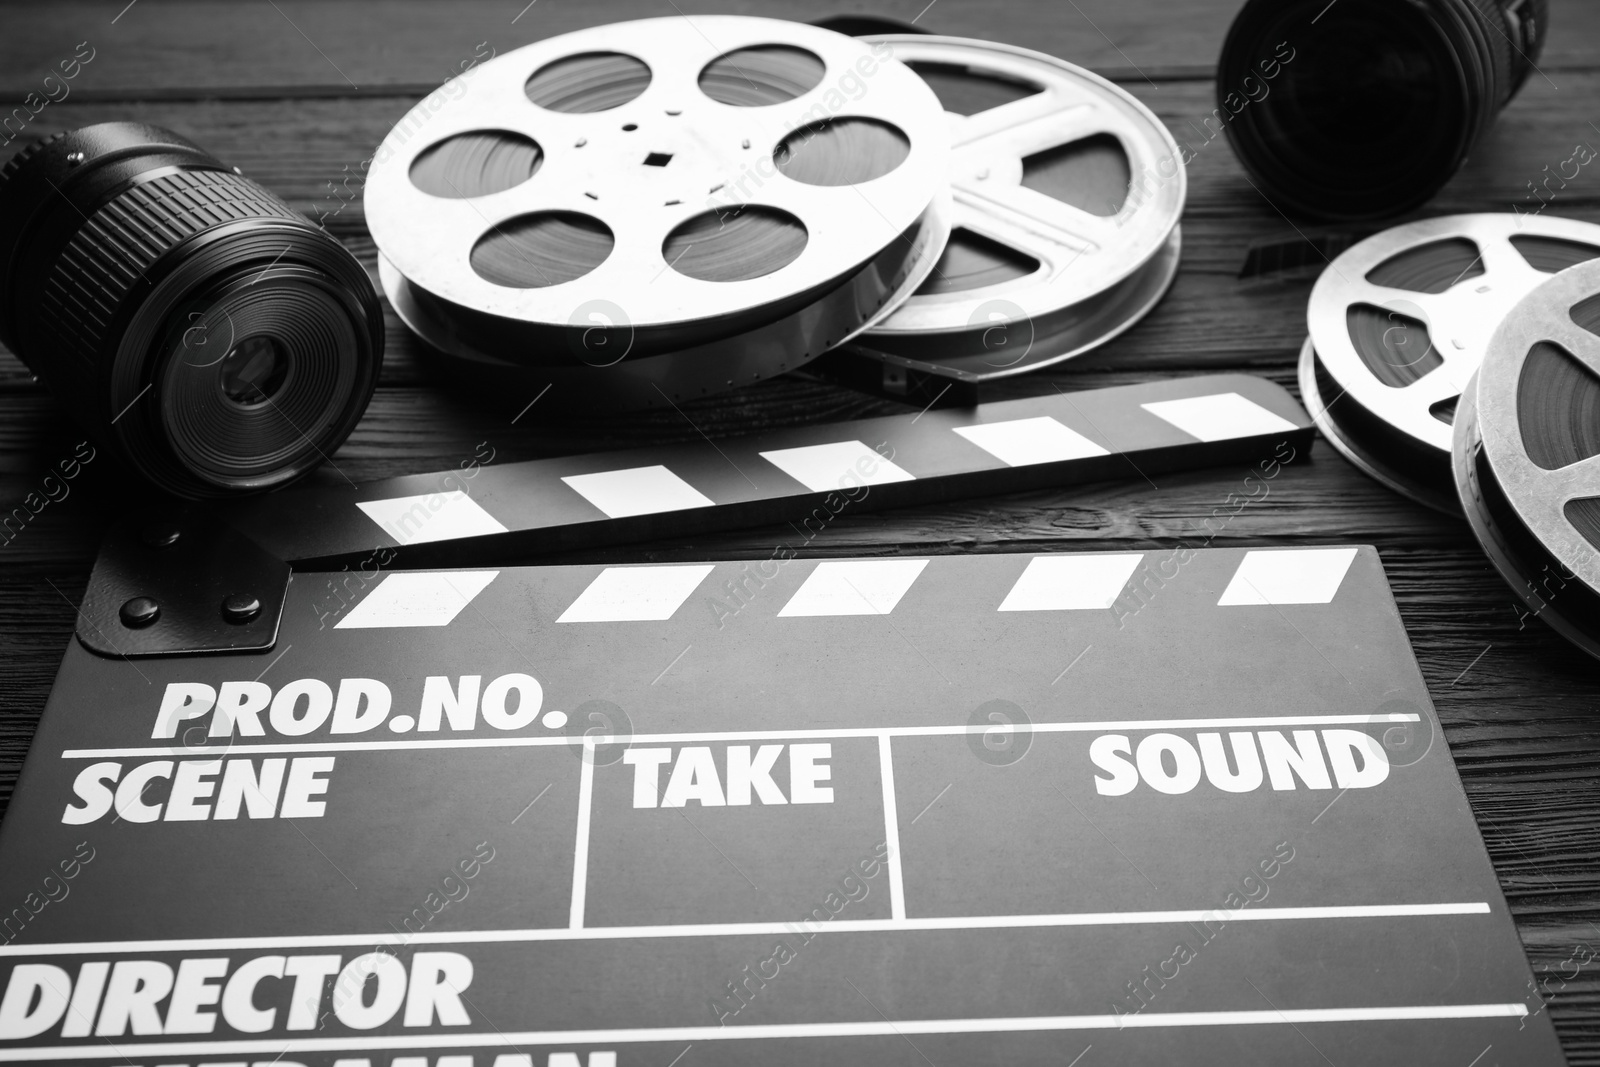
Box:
[76,373,1312,657]
[239,372,1311,569]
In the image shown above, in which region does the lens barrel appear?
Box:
[1219,0,1546,221]
[0,122,383,497]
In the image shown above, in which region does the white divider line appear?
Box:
[0,903,1491,957]
[0,1002,1529,1061]
[878,735,907,922]
[64,713,1423,760]
[569,742,595,930]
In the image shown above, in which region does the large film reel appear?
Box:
[366,17,951,409]
[1301,213,1600,513]
[1455,258,1600,660]
[844,35,1184,382]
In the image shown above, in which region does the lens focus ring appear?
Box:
[36,169,303,375]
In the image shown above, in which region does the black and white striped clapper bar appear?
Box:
[73,372,1318,657]
[230,372,1313,570]
[0,538,1562,1061]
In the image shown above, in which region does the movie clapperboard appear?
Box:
[0,372,1563,1066]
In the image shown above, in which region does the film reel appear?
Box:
[365,16,951,410]
[1301,214,1600,514]
[843,35,1185,382]
[1454,258,1600,660]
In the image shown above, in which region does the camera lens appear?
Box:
[1219,0,1546,221]
[0,122,383,497]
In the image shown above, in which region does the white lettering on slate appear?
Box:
[61,757,335,824]
[1090,729,1389,796]
[624,743,834,808]
[0,951,473,1039]
[150,673,542,740]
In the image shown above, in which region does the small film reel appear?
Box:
[846,35,1185,383]
[1455,257,1600,661]
[1302,213,1600,514]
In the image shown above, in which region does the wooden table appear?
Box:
[3,0,1599,1058]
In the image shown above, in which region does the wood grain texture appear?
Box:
[2,0,1600,1058]
[0,0,1349,94]
[3,0,1597,94]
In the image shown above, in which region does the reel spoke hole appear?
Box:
[775,117,908,186]
[699,45,824,106]
[471,211,614,288]
[1576,294,1600,340]
[526,52,651,112]
[663,205,807,282]
[1020,134,1131,218]
[1565,498,1600,553]
[904,60,1042,115]
[1346,304,1442,386]
[1517,342,1600,470]
[1512,236,1600,274]
[1365,237,1483,293]
[410,131,543,198]
[915,228,1039,296]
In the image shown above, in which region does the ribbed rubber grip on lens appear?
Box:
[0,133,66,192]
[1459,0,1515,107]
[35,167,303,373]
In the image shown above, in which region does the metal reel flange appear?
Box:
[1454,258,1600,660]
[364,16,950,343]
[852,34,1185,379]
[1297,336,1462,515]
[1307,213,1600,478]
[378,190,951,411]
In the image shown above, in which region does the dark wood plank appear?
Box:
[3,0,1596,99]
[0,0,1285,95]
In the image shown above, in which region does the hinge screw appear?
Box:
[120,596,160,628]
[221,593,262,624]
